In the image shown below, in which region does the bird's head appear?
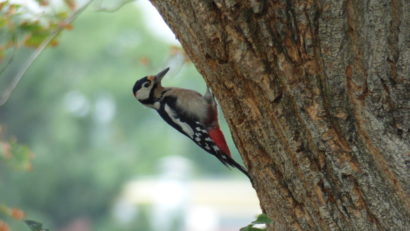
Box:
[133,67,169,104]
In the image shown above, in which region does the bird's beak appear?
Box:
[155,67,170,83]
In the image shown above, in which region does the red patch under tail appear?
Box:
[208,127,231,157]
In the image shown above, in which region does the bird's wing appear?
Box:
[163,88,211,123]
[157,95,226,155]
[157,94,249,178]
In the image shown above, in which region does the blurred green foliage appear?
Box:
[0,0,73,61]
[0,136,33,171]
[0,134,30,230]
[0,1,243,231]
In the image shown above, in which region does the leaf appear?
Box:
[64,0,76,10]
[0,205,10,216]
[59,22,73,30]
[0,17,7,28]
[55,11,69,20]
[25,220,42,230]
[19,23,44,33]
[25,220,48,231]
[0,205,25,220]
[6,4,21,15]
[35,0,50,7]
[0,220,10,231]
[0,2,7,11]
[0,139,33,171]
[240,226,264,231]
[0,47,6,61]
[240,213,272,231]
[252,213,272,225]
[24,33,49,47]
[11,208,25,220]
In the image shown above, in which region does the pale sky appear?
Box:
[136,0,180,45]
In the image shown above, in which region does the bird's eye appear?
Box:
[144,82,151,88]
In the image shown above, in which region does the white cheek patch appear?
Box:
[164,104,194,138]
[135,85,153,100]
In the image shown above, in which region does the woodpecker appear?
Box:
[132,67,249,177]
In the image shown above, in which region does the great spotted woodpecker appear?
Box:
[132,67,249,177]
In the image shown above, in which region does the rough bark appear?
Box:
[150,0,410,230]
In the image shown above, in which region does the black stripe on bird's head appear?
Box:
[133,67,170,104]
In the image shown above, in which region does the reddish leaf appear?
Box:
[0,221,10,231]
[64,0,76,10]
[36,0,50,6]
[11,208,25,220]
[59,21,74,30]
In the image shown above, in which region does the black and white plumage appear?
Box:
[132,67,249,177]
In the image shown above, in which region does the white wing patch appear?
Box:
[153,101,160,110]
[205,144,210,150]
[212,145,219,152]
[148,101,160,110]
[164,104,194,138]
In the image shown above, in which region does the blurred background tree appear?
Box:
[0,1,253,231]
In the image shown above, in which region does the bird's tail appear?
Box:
[229,159,251,179]
[214,152,251,180]
[227,158,254,186]
[204,88,253,183]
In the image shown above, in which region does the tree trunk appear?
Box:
[150,0,410,230]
